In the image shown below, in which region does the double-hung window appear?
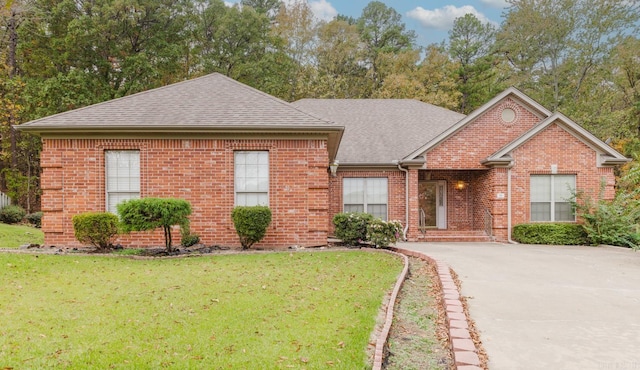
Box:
[530,174,576,222]
[343,178,388,220]
[235,151,269,206]
[105,150,140,214]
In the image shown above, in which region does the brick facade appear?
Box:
[40,137,330,248]
[426,98,542,170]
[328,169,406,233]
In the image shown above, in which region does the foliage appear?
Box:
[448,13,499,113]
[180,221,200,247]
[72,212,119,250]
[366,218,403,247]
[0,204,26,224]
[231,206,272,249]
[512,223,589,245]
[0,222,43,248]
[357,1,416,89]
[570,184,640,249]
[0,252,402,368]
[332,212,374,246]
[26,211,42,228]
[117,198,192,251]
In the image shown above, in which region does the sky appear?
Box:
[227,0,511,46]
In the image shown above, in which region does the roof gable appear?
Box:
[483,112,629,166]
[404,87,552,161]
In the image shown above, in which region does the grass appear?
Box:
[0,250,403,369]
[0,223,44,248]
[386,258,451,369]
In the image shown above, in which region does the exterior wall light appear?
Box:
[329,160,339,177]
[456,181,466,190]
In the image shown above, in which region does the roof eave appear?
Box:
[481,156,513,167]
[15,124,344,134]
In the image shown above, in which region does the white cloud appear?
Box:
[479,0,509,8]
[309,0,337,21]
[407,5,494,31]
[224,1,235,7]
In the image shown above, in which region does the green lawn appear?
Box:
[0,223,44,248]
[0,251,403,369]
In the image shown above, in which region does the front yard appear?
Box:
[0,251,402,369]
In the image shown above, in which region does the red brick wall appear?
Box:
[328,169,406,234]
[508,122,616,228]
[426,98,542,169]
[40,138,330,248]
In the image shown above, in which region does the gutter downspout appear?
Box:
[507,166,518,244]
[395,161,409,241]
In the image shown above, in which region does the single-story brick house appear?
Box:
[18,73,629,247]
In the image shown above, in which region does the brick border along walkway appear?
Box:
[390,247,483,370]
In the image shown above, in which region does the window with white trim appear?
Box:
[235,151,269,206]
[343,178,388,220]
[530,175,576,222]
[105,150,140,214]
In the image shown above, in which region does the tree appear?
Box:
[240,0,281,19]
[118,198,193,252]
[271,0,317,100]
[193,0,290,98]
[497,0,640,112]
[310,19,369,98]
[356,1,416,89]
[448,14,498,113]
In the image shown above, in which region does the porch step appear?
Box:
[417,230,493,243]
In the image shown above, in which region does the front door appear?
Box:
[418,180,447,229]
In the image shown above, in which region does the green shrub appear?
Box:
[366,219,403,247]
[26,212,43,228]
[118,198,192,252]
[0,205,26,224]
[231,206,272,249]
[332,212,374,246]
[512,223,589,245]
[570,185,640,249]
[180,221,200,247]
[72,212,119,250]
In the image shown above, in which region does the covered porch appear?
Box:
[407,169,504,242]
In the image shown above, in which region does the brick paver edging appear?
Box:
[363,248,409,370]
[390,247,482,369]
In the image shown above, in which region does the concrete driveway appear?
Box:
[401,242,640,370]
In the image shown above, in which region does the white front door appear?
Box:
[418,180,447,229]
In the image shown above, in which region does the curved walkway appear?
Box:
[401,242,640,370]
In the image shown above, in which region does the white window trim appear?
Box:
[105,150,140,214]
[530,174,576,222]
[234,151,269,206]
[343,177,389,220]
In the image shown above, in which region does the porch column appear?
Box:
[406,169,420,241]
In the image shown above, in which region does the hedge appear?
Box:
[512,223,589,245]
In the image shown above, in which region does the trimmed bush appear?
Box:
[118,198,192,252]
[0,205,26,224]
[366,219,403,248]
[72,212,119,250]
[26,212,43,228]
[332,212,374,246]
[512,223,589,245]
[231,206,272,249]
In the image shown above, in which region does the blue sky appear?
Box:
[227,0,510,46]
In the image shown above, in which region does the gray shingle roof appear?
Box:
[291,99,465,164]
[18,73,341,132]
